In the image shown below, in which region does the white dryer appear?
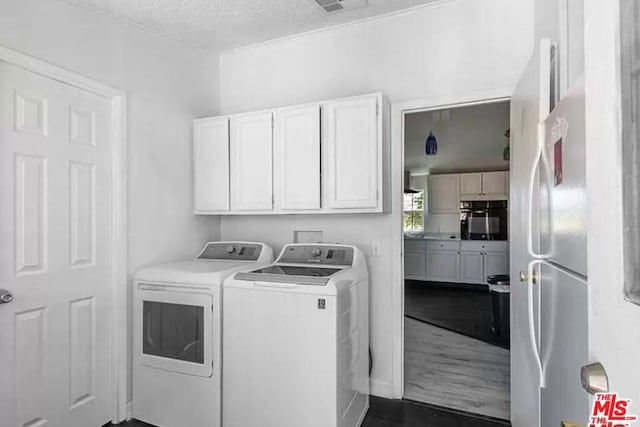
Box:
[223,243,370,427]
[132,241,273,427]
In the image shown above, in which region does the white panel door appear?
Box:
[459,173,482,198]
[0,61,112,427]
[460,252,485,284]
[274,105,320,210]
[230,112,273,211]
[193,117,229,212]
[484,252,509,282]
[482,171,508,198]
[425,250,460,282]
[427,174,460,213]
[324,95,379,209]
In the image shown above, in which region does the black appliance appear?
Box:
[460,200,508,240]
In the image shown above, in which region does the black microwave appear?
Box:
[460,200,508,241]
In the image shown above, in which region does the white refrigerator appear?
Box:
[531,73,589,425]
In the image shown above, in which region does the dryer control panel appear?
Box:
[277,245,354,266]
[197,242,263,261]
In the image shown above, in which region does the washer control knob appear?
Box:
[311,248,322,257]
[226,245,236,254]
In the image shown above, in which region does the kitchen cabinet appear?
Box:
[274,104,321,210]
[461,251,485,283]
[324,95,380,210]
[459,171,509,200]
[404,239,509,284]
[460,173,483,199]
[193,93,386,215]
[482,171,509,198]
[460,241,509,284]
[428,174,460,213]
[425,249,460,282]
[230,112,274,211]
[484,251,509,279]
[193,117,230,213]
[404,240,426,280]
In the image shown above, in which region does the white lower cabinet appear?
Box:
[461,252,485,284]
[405,251,426,279]
[425,250,460,282]
[484,251,510,279]
[405,239,509,284]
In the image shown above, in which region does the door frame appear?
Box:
[390,87,513,398]
[0,45,128,423]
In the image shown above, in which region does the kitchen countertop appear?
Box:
[404,233,461,241]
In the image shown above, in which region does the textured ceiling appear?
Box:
[59,0,442,51]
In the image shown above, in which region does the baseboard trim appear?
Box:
[370,379,395,398]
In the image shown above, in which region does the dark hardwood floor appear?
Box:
[404,280,508,348]
[108,396,510,427]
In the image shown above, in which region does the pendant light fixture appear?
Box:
[425,131,438,156]
[502,128,510,161]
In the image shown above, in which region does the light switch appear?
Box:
[371,241,382,256]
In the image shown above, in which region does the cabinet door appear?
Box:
[404,251,426,279]
[428,174,460,213]
[482,171,508,198]
[460,173,483,198]
[461,252,485,284]
[484,251,509,283]
[324,95,379,209]
[193,118,230,212]
[230,112,273,211]
[274,105,320,210]
[425,250,460,282]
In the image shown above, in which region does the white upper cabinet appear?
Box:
[193,93,386,215]
[428,174,460,213]
[459,173,483,199]
[482,171,508,198]
[459,171,509,200]
[230,112,273,211]
[274,105,320,211]
[193,117,230,213]
[324,95,380,210]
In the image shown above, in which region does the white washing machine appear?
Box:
[132,241,273,427]
[223,243,370,427]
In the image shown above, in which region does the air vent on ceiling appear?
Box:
[313,0,367,14]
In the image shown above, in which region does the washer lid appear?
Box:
[134,260,260,285]
[234,265,344,286]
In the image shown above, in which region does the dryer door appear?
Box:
[135,285,213,377]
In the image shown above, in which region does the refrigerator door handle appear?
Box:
[526,259,545,388]
[527,122,555,260]
[525,259,588,389]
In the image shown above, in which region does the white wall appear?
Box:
[219,0,533,396]
[0,0,221,403]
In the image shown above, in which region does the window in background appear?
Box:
[404,191,424,232]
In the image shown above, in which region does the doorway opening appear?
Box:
[398,97,511,421]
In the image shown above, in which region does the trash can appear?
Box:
[487,274,510,346]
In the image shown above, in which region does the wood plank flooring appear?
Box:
[404,317,510,420]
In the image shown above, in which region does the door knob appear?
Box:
[519,269,537,284]
[0,289,13,304]
[580,362,609,395]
